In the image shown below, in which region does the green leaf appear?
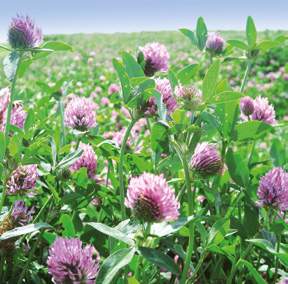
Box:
[112,58,131,104]
[245,239,288,265]
[17,60,33,79]
[54,76,68,92]
[74,167,88,189]
[95,248,135,284]
[179,29,199,49]
[87,222,135,246]
[168,68,178,97]
[206,218,230,247]
[246,16,257,48]
[3,52,20,82]
[41,41,74,52]
[231,121,272,141]
[0,44,12,51]
[110,91,121,104]
[206,91,244,105]
[177,64,199,85]
[0,222,53,240]
[129,78,155,102]
[226,40,249,51]
[137,247,181,275]
[274,35,288,43]
[151,216,207,237]
[151,121,169,152]
[36,81,53,94]
[270,138,286,167]
[226,148,250,188]
[243,205,259,237]
[0,131,5,162]
[127,277,140,284]
[202,59,221,101]
[24,108,36,134]
[196,17,208,51]
[8,135,22,162]
[122,51,144,78]
[137,50,146,70]
[238,260,267,284]
[49,136,57,168]
[60,214,75,238]
[55,149,83,170]
[261,229,276,248]
[255,40,280,52]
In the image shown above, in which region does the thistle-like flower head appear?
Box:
[10,199,34,226]
[71,142,97,180]
[64,97,97,131]
[205,32,225,57]
[139,42,170,77]
[175,84,202,111]
[47,237,99,284]
[8,14,43,49]
[251,96,276,125]
[125,172,180,223]
[256,167,288,211]
[6,164,38,197]
[240,96,254,116]
[190,142,222,179]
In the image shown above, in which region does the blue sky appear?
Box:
[1,0,287,43]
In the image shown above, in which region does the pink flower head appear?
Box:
[140,78,179,117]
[205,32,225,57]
[0,87,11,125]
[90,51,96,57]
[71,142,97,180]
[252,96,276,125]
[64,96,97,131]
[108,83,121,95]
[190,142,222,179]
[8,14,43,49]
[47,237,99,283]
[112,127,143,153]
[139,42,170,77]
[101,97,110,107]
[256,167,288,211]
[240,96,254,116]
[10,199,34,226]
[6,164,38,197]
[125,172,180,222]
[175,83,202,111]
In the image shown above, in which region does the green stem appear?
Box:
[146,118,151,132]
[75,138,81,150]
[180,157,195,284]
[119,119,136,220]
[274,236,280,282]
[0,179,8,222]
[177,182,186,202]
[134,223,151,282]
[32,194,53,224]
[186,252,206,283]
[4,60,20,147]
[17,230,45,284]
[0,249,5,279]
[58,100,66,147]
[227,208,271,284]
[248,140,256,167]
[214,139,228,191]
[240,59,252,93]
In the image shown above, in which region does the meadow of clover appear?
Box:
[0,14,288,284]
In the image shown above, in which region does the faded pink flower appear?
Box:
[125,172,180,222]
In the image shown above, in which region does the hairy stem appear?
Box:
[58,100,66,147]
[180,157,195,284]
[119,119,136,220]
[240,59,252,93]
[17,230,45,284]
